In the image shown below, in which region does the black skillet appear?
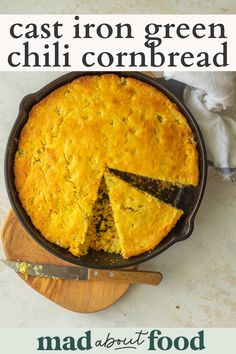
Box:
[4,72,207,269]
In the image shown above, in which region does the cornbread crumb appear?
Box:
[18,262,29,279]
[87,178,121,254]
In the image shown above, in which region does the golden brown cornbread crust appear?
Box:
[14,74,198,257]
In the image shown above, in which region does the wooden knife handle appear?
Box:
[88,269,162,286]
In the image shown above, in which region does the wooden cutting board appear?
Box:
[1,210,131,313]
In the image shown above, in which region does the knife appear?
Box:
[1,259,162,286]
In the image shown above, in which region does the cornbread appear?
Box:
[86,177,121,255]
[104,172,183,258]
[14,74,199,258]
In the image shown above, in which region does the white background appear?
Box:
[0,14,236,71]
[0,328,235,354]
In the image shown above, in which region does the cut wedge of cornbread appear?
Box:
[104,171,183,258]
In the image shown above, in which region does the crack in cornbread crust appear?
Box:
[104,171,184,259]
[14,74,198,257]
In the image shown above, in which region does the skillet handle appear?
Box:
[155,77,186,102]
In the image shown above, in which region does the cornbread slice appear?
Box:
[104,171,183,258]
[98,75,199,186]
[14,86,105,255]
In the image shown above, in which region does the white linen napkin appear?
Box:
[157,72,236,182]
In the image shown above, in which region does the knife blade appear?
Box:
[1,259,88,280]
[1,259,162,286]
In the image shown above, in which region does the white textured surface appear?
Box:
[0,0,236,328]
[1,72,236,328]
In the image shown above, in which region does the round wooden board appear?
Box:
[1,210,130,313]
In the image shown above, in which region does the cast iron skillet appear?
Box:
[4,71,207,269]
